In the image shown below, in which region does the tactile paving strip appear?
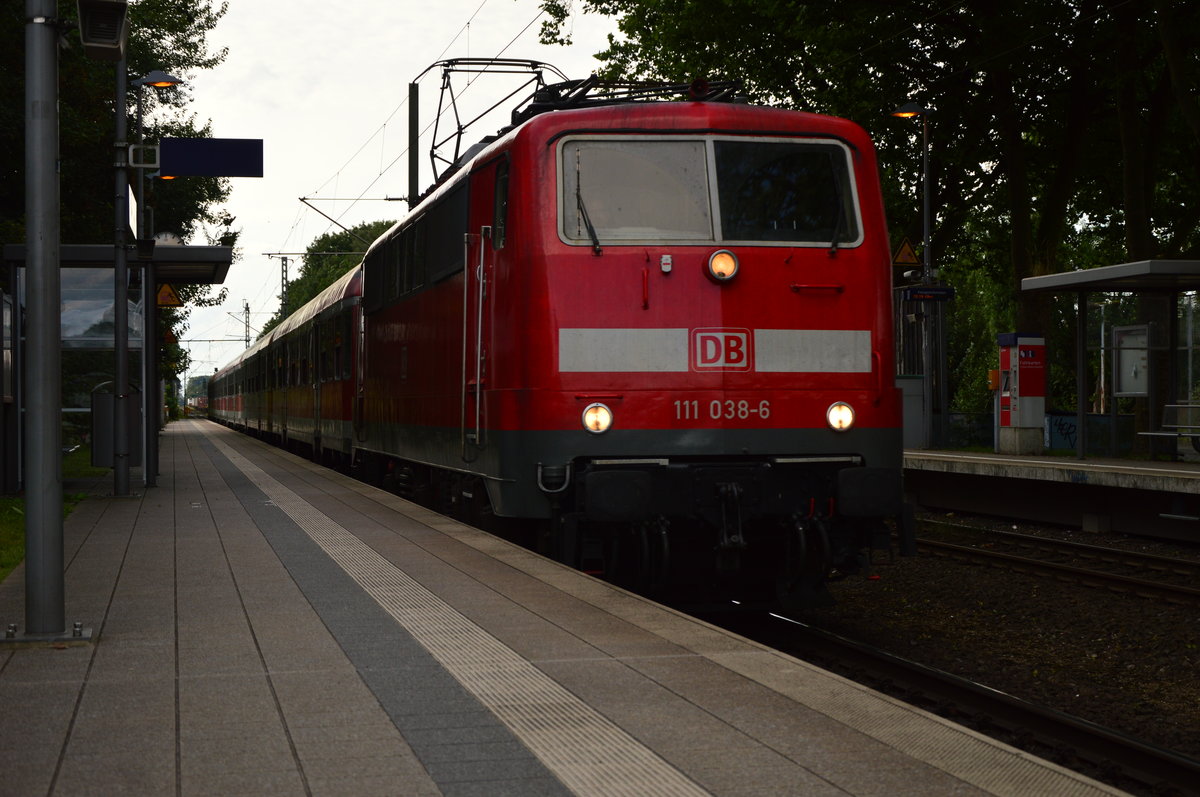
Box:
[205,430,708,797]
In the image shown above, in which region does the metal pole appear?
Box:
[135,91,146,240]
[1188,295,1194,401]
[1109,317,1118,456]
[1076,291,1087,460]
[409,82,420,206]
[922,114,931,283]
[920,113,934,449]
[113,59,131,495]
[144,246,157,487]
[1099,305,1105,414]
[23,0,65,634]
[137,88,157,487]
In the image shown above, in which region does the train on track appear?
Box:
[210,68,908,606]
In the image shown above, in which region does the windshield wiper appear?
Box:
[828,154,846,257]
[576,174,603,256]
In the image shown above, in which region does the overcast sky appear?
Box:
[178,0,616,381]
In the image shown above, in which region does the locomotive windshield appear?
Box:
[560,136,860,247]
[714,141,858,243]
[563,139,713,240]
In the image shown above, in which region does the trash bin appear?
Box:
[91,382,142,467]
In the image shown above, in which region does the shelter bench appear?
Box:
[1138,403,1200,456]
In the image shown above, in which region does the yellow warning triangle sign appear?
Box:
[892,237,921,266]
[156,283,183,307]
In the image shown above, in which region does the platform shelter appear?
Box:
[1,243,232,492]
[1021,259,1200,460]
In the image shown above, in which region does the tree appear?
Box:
[2,0,233,391]
[185,374,209,399]
[539,0,1200,413]
[258,220,395,338]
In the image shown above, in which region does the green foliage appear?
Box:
[2,1,232,392]
[539,0,1200,413]
[2,1,230,245]
[185,374,209,399]
[0,449,105,583]
[0,497,24,584]
[258,220,395,337]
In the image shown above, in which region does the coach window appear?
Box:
[324,321,336,382]
[425,183,469,283]
[492,159,509,248]
[409,223,426,292]
[305,329,314,384]
[561,139,712,243]
[388,236,403,302]
[333,333,343,380]
[398,228,413,294]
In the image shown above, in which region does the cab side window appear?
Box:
[492,159,509,249]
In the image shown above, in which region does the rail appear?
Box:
[764,614,1200,796]
[916,537,1200,605]
[920,519,1200,581]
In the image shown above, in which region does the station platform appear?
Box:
[905,450,1200,539]
[0,420,1124,796]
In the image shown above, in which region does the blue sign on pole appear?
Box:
[159,137,263,178]
[903,285,956,301]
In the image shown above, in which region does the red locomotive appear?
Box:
[212,74,906,605]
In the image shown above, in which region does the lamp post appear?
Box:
[133,71,182,240]
[892,102,935,448]
[23,0,65,637]
[132,70,182,488]
[112,57,134,495]
[10,0,126,641]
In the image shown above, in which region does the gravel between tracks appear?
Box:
[797,512,1200,768]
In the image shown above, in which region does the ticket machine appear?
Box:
[997,333,1045,453]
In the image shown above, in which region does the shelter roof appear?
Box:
[1021,259,1200,293]
[4,243,233,285]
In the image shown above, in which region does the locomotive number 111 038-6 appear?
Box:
[674,399,772,421]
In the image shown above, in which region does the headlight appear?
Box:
[582,403,613,434]
[707,249,738,282]
[826,401,854,431]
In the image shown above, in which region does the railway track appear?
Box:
[744,611,1200,797]
[914,520,1200,606]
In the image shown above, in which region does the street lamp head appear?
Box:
[892,102,930,118]
[135,70,184,89]
[77,0,129,62]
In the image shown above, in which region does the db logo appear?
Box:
[691,328,752,371]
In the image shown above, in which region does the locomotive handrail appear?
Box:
[461,229,490,459]
[474,226,491,445]
[789,283,844,293]
[461,233,471,459]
